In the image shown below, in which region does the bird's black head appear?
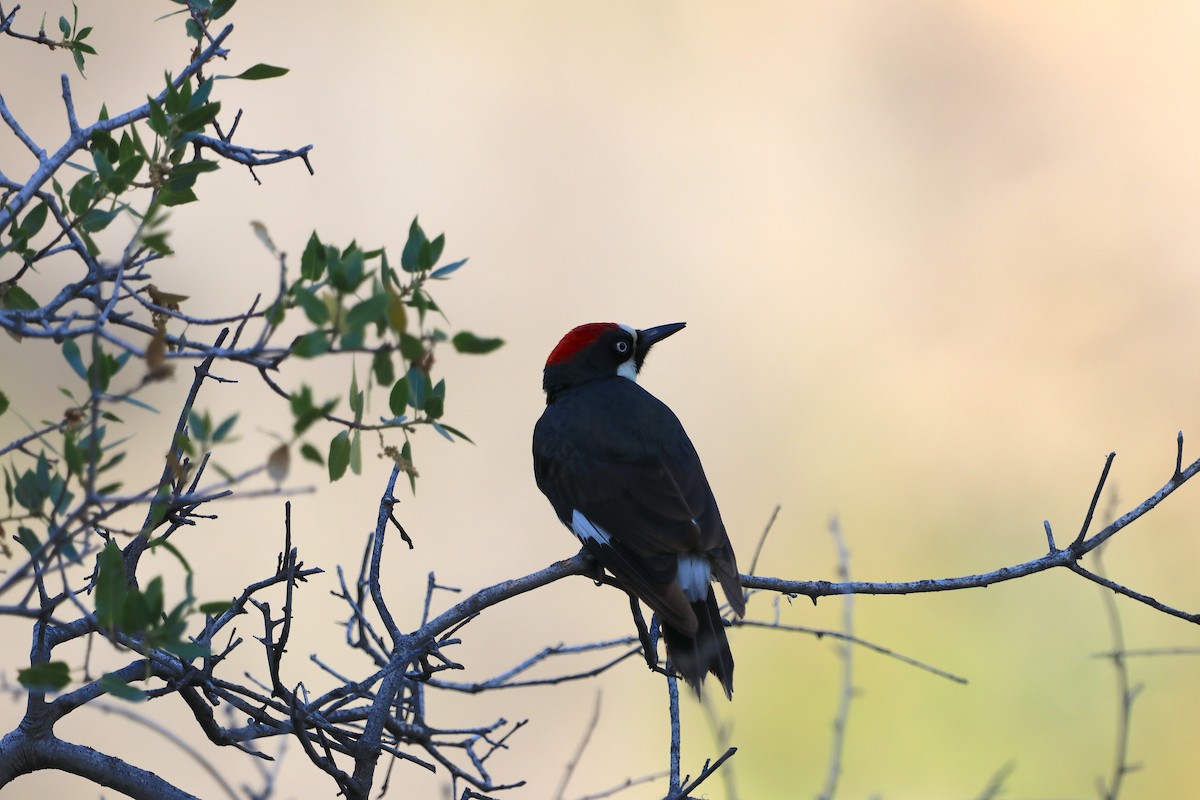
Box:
[542,321,686,399]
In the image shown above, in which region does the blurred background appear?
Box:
[4,1,1200,797]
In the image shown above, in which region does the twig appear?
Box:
[676,747,737,798]
[666,674,682,797]
[93,701,241,800]
[973,762,1014,800]
[698,694,736,800]
[1093,491,1142,800]
[554,691,603,800]
[742,443,1200,625]
[746,503,781,576]
[1073,452,1116,548]
[819,517,854,800]
[731,620,967,684]
[572,770,669,800]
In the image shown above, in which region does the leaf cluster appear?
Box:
[271,218,502,487]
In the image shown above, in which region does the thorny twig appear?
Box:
[819,517,854,800]
[1093,491,1142,800]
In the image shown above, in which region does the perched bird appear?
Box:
[532,322,745,698]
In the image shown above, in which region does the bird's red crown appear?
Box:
[545,322,620,365]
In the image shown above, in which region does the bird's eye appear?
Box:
[614,340,630,355]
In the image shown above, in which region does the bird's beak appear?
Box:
[635,322,686,369]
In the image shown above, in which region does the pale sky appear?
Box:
[3,2,1200,797]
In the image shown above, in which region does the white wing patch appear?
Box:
[571,509,613,546]
[676,554,712,602]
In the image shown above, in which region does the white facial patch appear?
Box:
[676,554,712,603]
[616,324,638,382]
[571,509,613,546]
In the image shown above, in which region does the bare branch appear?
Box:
[554,691,603,800]
[819,517,854,800]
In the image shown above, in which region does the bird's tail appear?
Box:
[662,586,735,699]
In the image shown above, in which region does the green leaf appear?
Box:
[410,287,439,323]
[100,672,148,703]
[62,339,87,380]
[199,600,233,616]
[400,217,426,273]
[81,208,119,233]
[91,128,118,162]
[142,576,165,620]
[300,231,325,280]
[329,247,366,292]
[141,230,172,256]
[212,413,238,443]
[211,0,237,21]
[168,158,220,182]
[388,375,409,416]
[401,440,416,492]
[162,639,209,660]
[15,526,40,555]
[398,332,425,361]
[419,233,445,271]
[406,367,429,411]
[115,154,146,185]
[147,98,169,137]
[0,389,8,417]
[121,585,153,632]
[434,422,474,444]
[145,490,171,533]
[189,78,214,111]
[371,349,395,385]
[18,661,71,692]
[95,541,127,629]
[299,442,324,465]
[14,469,44,514]
[64,430,84,475]
[98,450,126,474]
[59,15,71,35]
[294,288,329,325]
[92,147,114,181]
[2,284,39,311]
[350,429,362,475]
[425,379,445,419]
[159,186,199,207]
[67,174,97,215]
[425,395,444,420]
[86,341,120,392]
[175,101,222,133]
[338,329,363,350]
[230,63,290,81]
[452,331,505,355]
[345,294,389,332]
[349,366,363,422]
[290,385,323,434]
[189,409,212,442]
[20,202,49,238]
[431,421,454,442]
[291,331,329,358]
[328,431,351,481]
[430,258,468,279]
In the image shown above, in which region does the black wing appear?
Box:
[533,379,743,627]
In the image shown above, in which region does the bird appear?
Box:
[532,321,745,698]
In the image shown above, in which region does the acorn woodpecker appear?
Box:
[532,322,745,698]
